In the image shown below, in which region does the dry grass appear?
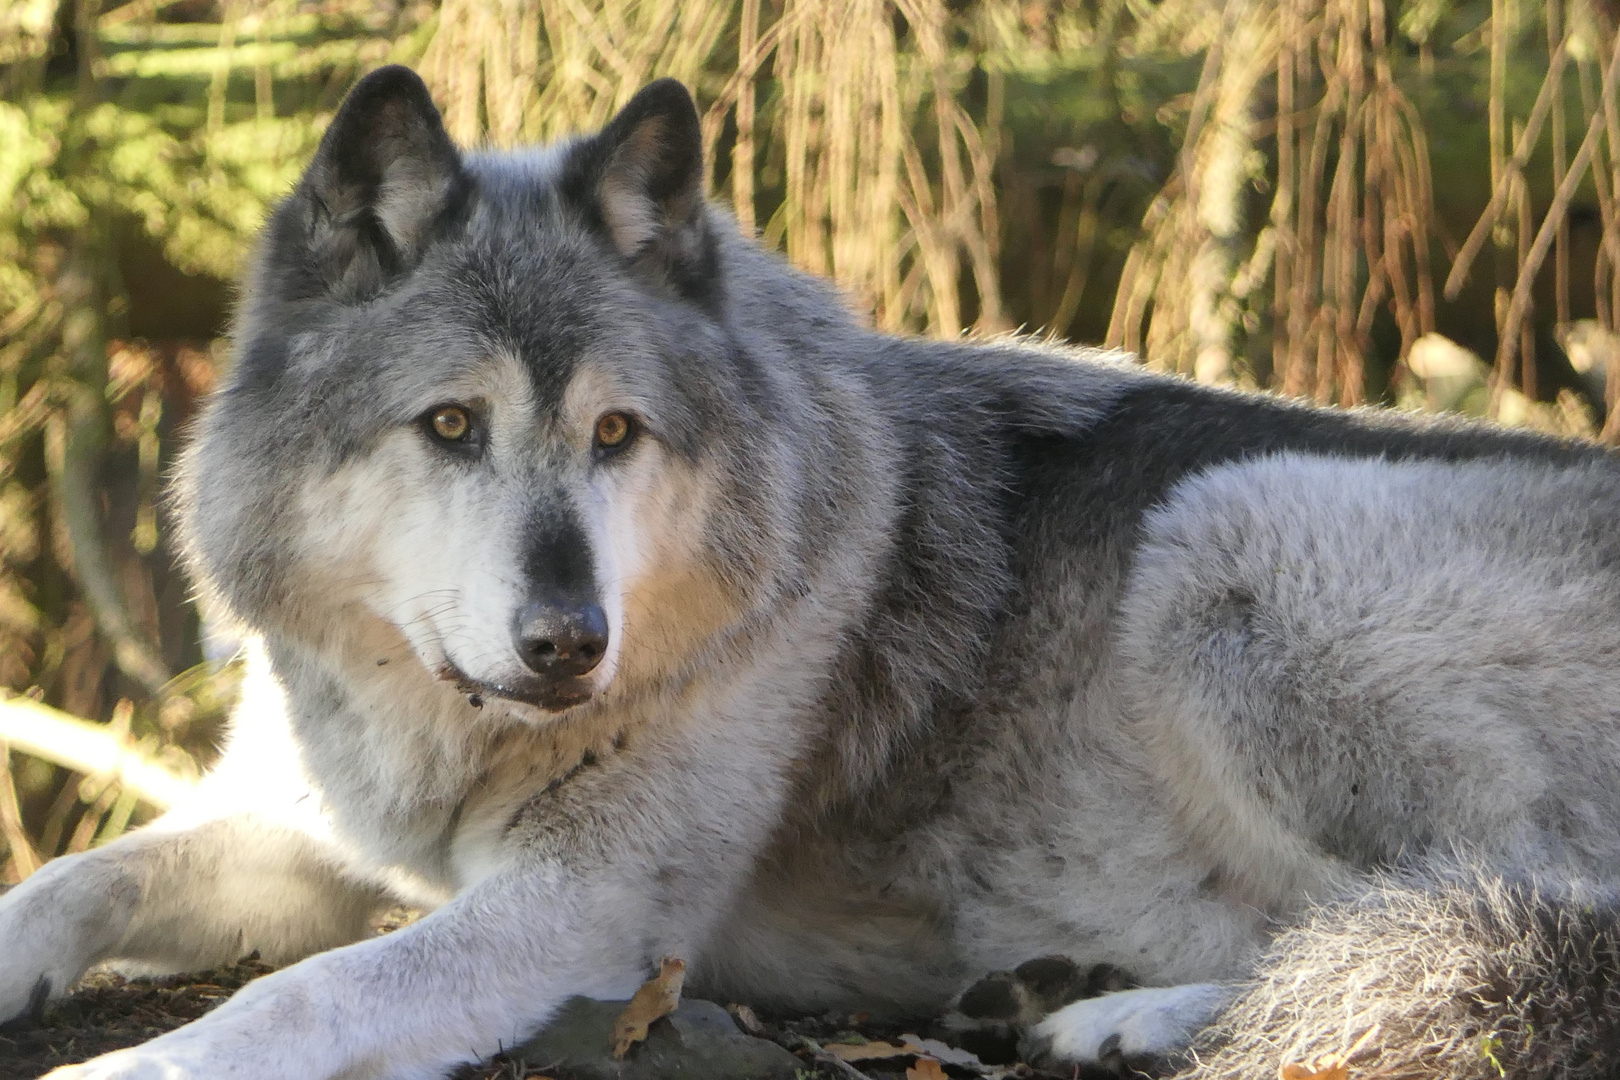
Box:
[1107,0,1437,406]
[1100,0,1620,431]
[417,0,1004,336]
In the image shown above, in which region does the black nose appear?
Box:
[512,600,609,677]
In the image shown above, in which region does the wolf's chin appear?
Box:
[432,659,597,714]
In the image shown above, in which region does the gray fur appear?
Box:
[1181,861,1620,1080]
[3,67,1620,1080]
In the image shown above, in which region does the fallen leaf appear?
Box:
[901,1034,985,1069]
[1278,1024,1381,1080]
[610,956,686,1059]
[727,1002,766,1037]
[1279,1063,1347,1080]
[826,1040,912,1062]
[907,1059,949,1080]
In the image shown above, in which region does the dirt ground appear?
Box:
[0,961,275,1080]
[0,961,1084,1080]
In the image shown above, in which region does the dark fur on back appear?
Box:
[819,375,1619,823]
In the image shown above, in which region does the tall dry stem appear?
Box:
[1109,0,1432,405]
[419,0,1002,337]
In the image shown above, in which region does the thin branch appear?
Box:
[1444,34,1571,299]
[50,238,171,696]
[1549,0,1569,327]
[1494,33,1620,386]
[0,746,42,881]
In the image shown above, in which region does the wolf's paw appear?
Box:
[1019,983,1229,1072]
[0,874,99,1026]
[44,1044,207,1080]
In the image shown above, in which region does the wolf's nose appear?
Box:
[513,601,609,677]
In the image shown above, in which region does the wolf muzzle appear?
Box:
[512,598,609,679]
[435,597,610,713]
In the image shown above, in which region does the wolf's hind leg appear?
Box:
[0,814,389,1024]
[1021,984,1231,1071]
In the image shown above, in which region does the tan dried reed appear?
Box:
[417,0,1003,338]
[1106,0,1433,406]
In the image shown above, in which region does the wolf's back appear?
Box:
[1184,865,1620,1080]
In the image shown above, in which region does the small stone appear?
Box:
[501,997,803,1080]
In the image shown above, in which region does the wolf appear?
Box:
[4,65,1620,1080]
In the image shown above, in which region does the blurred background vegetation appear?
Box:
[1,0,1618,882]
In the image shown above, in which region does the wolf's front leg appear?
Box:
[0,814,388,1025]
[41,707,792,1080]
[43,862,652,1080]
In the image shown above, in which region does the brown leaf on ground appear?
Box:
[1278,1024,1382,1080]
[727,1002,766,1037]
[906,1058,949,1080]
[1278,1062,1347,1080]
[825,1040,912,1062]
[609,956,686,1060]
[900,1034,985,1069]
[1276,1062,1341,1080]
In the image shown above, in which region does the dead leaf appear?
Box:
[727,1002,766,1037]
[610,956,686,1059]
[1279,1063,1347,1080]
[901,1034,985,1069]
[907,1059,949,1080]
[1279,1024,1382,1080]
[826,1040,912,1062]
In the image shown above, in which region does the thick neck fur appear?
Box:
[709,225,1137,815]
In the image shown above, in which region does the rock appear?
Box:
[502,996,804,1080]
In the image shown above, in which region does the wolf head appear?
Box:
[176,66,854,721]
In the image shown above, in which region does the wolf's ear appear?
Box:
[273,65,468,301]
[567,79,718,304]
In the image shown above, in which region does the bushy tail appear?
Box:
[1182,865,1620,1080]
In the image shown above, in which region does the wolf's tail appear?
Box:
[1182,865,1620,1080]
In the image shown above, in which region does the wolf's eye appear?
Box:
[429,405,471,442]
[594,412,633,451]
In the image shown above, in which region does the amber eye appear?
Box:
[594,412,632,450]
[430,405,471,442]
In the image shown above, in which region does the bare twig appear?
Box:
[1444,34,1571,299]
[729,0,760,233]
[50,238,171,696]
[1549,0,1569,328]
[0,745,42,881]
[1272,0,1298,384]
[1494,30,1620,387]
[776,1034,879,1080]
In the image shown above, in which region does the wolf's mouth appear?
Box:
[432,660,594,713]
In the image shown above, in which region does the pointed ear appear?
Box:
[567,79,719,304]
[270,65,469,302]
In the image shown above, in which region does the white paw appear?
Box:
[1022,983,1230,1067]
[43,1044,207,1080]
[0,857,123,1024]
